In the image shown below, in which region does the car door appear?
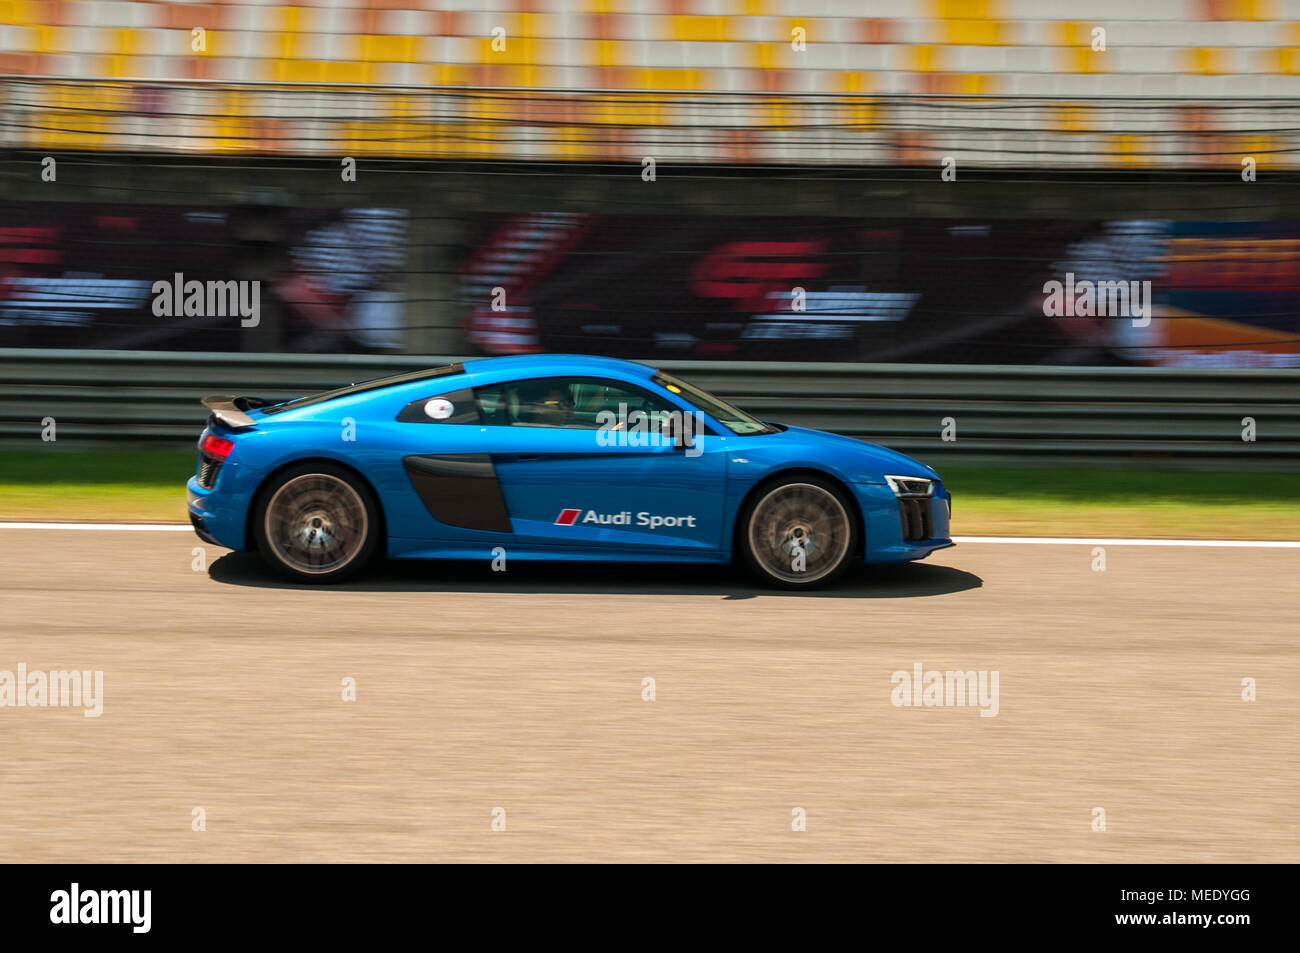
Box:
[477,376,728,552]
[384,386,514,543]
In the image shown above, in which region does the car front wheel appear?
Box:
[253,462,381,583]
[739,477,857,589]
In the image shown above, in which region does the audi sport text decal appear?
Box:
[555,508,698,529]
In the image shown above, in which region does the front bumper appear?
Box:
[852,482,954,564]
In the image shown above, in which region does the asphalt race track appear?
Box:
[1,527,1295,863]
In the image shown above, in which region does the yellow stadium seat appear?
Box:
[360,35,418,64]
[110,29,139,58]
[276,33,306,60]
[934,0,998,18]
[838,72,870,94]
[752,42,776,70]
[273,59,322,83]
[671,16,731,43]
[1187,48,1224,75]
[1055,21,1091,49]
[1065,47,1102,74]
[593,39,623,69]
[32,25,62,55]
[322,61,374,85]
[951,73,995,94]
[1236,0,1272,21]
[945,19,1007,46]
[430,63,475,87]
[0,0,35,27]
[1272,48,1300,75]
[515,13,543,39]
[911,45,942,72]
[104,55,133,79]
[275,5,304,33]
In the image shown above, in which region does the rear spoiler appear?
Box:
[201,395,270,430]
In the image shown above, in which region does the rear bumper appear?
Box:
[188,509,220,546]
[187,476,248,551]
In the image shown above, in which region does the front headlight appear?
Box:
[885,475,935,497]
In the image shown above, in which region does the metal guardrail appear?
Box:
[1,349,1297,470]
[4,78,1300,168]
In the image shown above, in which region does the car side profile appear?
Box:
[186,354,952,588]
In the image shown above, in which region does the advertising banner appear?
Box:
[0,203,407,352]
[462,214,1300,367]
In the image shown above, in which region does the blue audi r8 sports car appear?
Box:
[187,354,952,588]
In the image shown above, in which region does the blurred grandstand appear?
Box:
[3,1,1300,97]
[0,1,1297,365]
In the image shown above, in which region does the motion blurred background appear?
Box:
[0,1,1298,483]
[3,5,1298,870]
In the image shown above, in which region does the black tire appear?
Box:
[252,461,381,583]
[737,475,859,589]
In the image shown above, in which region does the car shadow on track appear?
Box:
[209,552,981,599]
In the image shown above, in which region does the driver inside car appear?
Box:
[515,381,575,427]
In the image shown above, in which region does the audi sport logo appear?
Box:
[554,508,698,528]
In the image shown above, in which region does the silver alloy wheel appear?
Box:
[263,473,369,576]
[747,482,852,584]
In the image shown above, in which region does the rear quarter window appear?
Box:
[394,388,481,424]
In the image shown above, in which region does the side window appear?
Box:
[395,388,481,424]
[474,377,680,431]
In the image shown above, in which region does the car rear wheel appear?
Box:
[739,477,857,589]
[253,462,380,583]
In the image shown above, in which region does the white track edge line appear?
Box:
[952,536,1300,548]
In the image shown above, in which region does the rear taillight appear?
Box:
[201,433,234,459]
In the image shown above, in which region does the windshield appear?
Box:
[651,371,776,435]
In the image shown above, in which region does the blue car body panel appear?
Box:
[186,353,953,567]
